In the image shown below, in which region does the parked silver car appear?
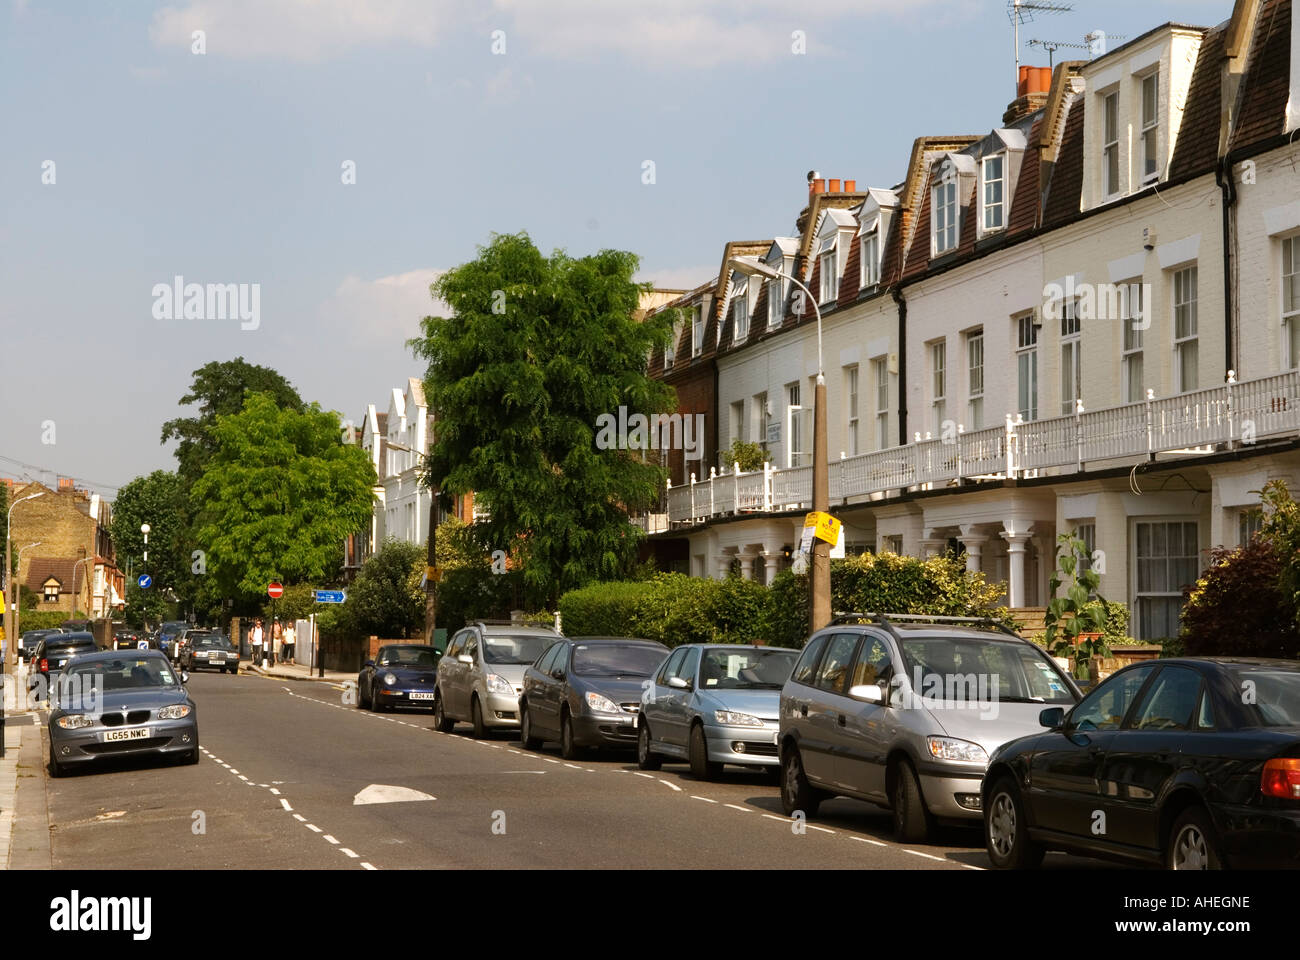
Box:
[434,621,563,737]
[638,644,798,780]
[779,614,1081,842]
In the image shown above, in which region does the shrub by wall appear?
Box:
[1180,540,1300,658]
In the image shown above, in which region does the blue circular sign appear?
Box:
[138,574,153,589]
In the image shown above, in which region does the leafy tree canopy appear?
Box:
[110,470,185,591]
[191,392,376,605]
[342,539,426,639]
[408,232,677,605]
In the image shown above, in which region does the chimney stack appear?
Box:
[58,477,74,492]
[1005,64,1054,125]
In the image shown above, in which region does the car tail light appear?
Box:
[1261,758,1300,799]
[40,658,48,673]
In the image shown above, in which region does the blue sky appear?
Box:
[0,0,1232,498]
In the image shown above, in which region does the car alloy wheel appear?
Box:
[892,760,935,843]
[983,777,1043,869]
[637,721,661,771]
[560,712,583,760]
[988,790,1017,860]
[520,706,542,751]
[471,697,487,738]
[1169,807,1220,870]
[434,693,455,733]
[780,745,820,817]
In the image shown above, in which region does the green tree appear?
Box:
[435,516,489,572]
[191,393,376,610]
[342,540,426,638]
[111,470,185,589]
[719,439,767,473]
[408,232,677,606]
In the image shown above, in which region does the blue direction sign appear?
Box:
[138,574,153,589]
[313,589,346,604]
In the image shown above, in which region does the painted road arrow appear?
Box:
[353,784,436,805]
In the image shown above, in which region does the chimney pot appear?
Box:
[828,178,841,193]
[844,179,857,192]
[812,178,826,195]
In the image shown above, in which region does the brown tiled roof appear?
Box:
[1169,25,1227,179]
[1042,95,1085,227]
[25,558,87,594]
[1007,116,1045,234]
[837,230,862,306]
[878,206,907,287]
[901,178,935,281]
[795,192,867,279]
[1229,0,1291,153]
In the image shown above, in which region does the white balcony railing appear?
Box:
[662,370,1300,528]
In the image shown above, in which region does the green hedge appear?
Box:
[559,554,1010,649]
[13,610,90,633]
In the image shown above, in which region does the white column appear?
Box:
[919,532,947,558]
[763,552,782,583]
[1001,531,1032,608]
[737,553,756,581]
[958,524,987,575]
[715,552,733,581]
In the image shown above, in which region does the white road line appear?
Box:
[292,814,306,822]
[723,804,751,813]
[237,775,248,781]
[762,813,792,822]
[259,784,269,788]
[690,796,717,803]
[658,779,682,792]
[305,824,322,833]
[280,799,293,812]
[903,849,946,862]
[850,836,888,847]
[632,772,655,779]
[229,769,240,775]
[360,863,377,871]
[807,825,836,834]
[962,863,985,871]
[323,835,339,845]
[543,758,560,764]
[564,763,582,769]
[269,788,281,795]
[339,848,359,858]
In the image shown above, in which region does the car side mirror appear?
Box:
[551,669,565,681]
[458,654,473,664]
[364,660,375,669]
[667,676,688,689]
[848,683,884,704]
[1039,707,1065,729]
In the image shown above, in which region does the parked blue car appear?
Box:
[357,644,442,712]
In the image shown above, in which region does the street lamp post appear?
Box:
[727,256,831,634]
[387,441,438,647]
[5,491,45,671]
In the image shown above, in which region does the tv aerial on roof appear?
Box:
[1029,31,1127,67]
[1008,0,1073,86]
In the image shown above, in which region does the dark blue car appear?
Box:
[358,644,442,712]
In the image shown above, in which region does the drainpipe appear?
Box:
[1215,151,1238,376]
[892,286,908,447]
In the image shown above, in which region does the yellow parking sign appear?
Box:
[803,511,841,545]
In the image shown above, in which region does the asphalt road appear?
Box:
[43,671,1113,869]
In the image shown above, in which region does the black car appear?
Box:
[983,657,1300,870]
[519,636,669,759]
[182,632,239,673]
[28,633,99,699]
[357,644,442,712]
[20,628,64,659]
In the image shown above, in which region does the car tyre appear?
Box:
[471,696,488,738]
[49,756,65,778]
[433,692,455,733]
[1168,806,1222,870]
[520,705,543,751]
[985,776,1044,869]
[560,711,584,761]
[184,749,200,766]
[357,681,370,710]
[688,723,723,781]
[637,721,662,771]
[892,759,936,843]
[780,744,821,817]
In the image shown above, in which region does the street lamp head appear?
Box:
[727,256,783,282]
[140,523,151,535]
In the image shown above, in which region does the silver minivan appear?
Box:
[434,622,562,737]
[778,614,1081,842]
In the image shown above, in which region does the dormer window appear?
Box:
[980,154,1005,233]
[1140,71,1159,185]
[43,578,60,603]
[767,276,783,329]
[818,241,837,303]
[665,320,681,370]
[933,178,958,255]
[860,231,880,288]
[691,304,704,357]
[1102,90,1120,198]
[734,281,749,342]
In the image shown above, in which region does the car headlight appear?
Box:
[585,692,622,714]
[485,673,514,695]
[714,710,764,727]
[56,714,95,729]
[157,705,192,720]
[926,736,988,763]
[383,672,398,686]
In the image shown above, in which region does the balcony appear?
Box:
[666,371,1300,527]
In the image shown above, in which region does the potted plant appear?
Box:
[1043,533,1112,686]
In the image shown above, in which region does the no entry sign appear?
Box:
[267,582,284,599]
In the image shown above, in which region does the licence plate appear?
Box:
[409,692,435,701]
[103,728,150,742]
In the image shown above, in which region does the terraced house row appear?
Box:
[639,0,1300,643]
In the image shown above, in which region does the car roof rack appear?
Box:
[830,612,1022,641]
[473,619,557,630]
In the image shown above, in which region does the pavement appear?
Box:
[245,659,354,684]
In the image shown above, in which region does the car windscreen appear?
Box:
[571,643,667,678]
[698,648,798,690]
[1229,668,1300,725]
[378,646,438,667]
[898,635,1076,704]
[67,657,180,690]
[483,635,554,665]
[194,636,233,649]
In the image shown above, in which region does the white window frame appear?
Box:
[691,304,704,358]
[754,391,768,455]
[1102,89,1120,199]
[1173,265,1198,393]
[860,231,880,289]
[734,281,750,343]
[932,179,958,255]
[845,365,860,457]
[966,330,984,430]
[872,356,890,450]
[929,340,947,433]
[729,400,745,446]
[1283,235,1300,369]
[1239,507,1263,546]
[1016,312,1039,421]
[787,382,805,468]
[1140,70,1159,186]
[819,247,836,304]
[1060,299,1081,415]
[980,153,1006,234]
[665,320,682,371]
[1121,279,1145,403]
[1131,518,1200,641]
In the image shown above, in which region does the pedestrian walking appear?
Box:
[251,619,264,667]
[271,618,282,667]
[283,622,296,664]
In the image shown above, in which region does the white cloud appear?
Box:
[149,0,452,62]
[636,265,716,291]
[319,268,449,344]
